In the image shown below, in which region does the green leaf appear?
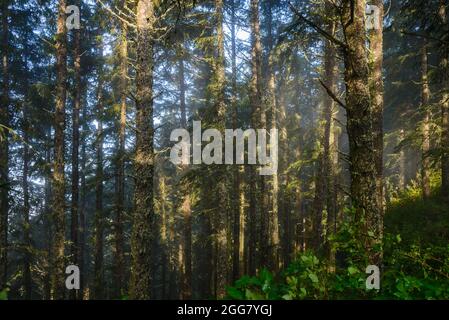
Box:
[227,287,244,300]
[308,273,319,283]
[348,266,358,275]
[282,294,293,300]
[0,290,7,300]
[245,288,265,300]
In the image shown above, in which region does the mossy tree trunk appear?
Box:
[114,19,127,299]
[341,0,382,265]
[439,1,449,201]
[0,0,9,292]
[51,0,68,299]
[70,2,81,299]
[129,0,155,300]
[420,42,431,199]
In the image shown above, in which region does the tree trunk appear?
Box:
[43,132,52,300]
[341,0,382,265]
[279,57,292,267]
[247,167,256,276]
[114,20,127,299]
[51,0,68,299]
[93,70,104,299]
[313,29,336,247]
[249,0,267,270]
[79,93,87,298]
[421,42,431,199]
[207,0,228,298]
[312,156,325,251]
[0,0,9,292]
[230,0,244,282]
[159,177,168,298]
[248,0,262,275]
[168,196,179,299]
[369,0,385,221]
[399,129,406,190]
[265,1,280,272]
[179,54,192,299]
[323,15,338,259]
[439,1,449,201]
[129,0,155,300]
[70,8,81,299]
[22,104,32,300]
[22,32,32,300]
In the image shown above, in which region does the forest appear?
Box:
[0,0,448,300]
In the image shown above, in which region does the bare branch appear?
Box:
[318,78,347,110]
[96,0,136,29]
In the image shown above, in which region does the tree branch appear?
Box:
[318,78,347,110]
[401,31,449,46]
[288,2,348,50]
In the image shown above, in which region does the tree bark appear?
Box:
[51,0,68,299]
[439,1,449,201]
[114,20,127,299]
[159,177,168,298]
[22,32,32,300]
[70,6,81,299]
[341,0,382,265]
[179,54,192,299]
[0,0,9,292]
[93,70,104,299]
[79,92,87,299]
[214,0,228,297]
[22,103,32,301]
[420,42,431,199]
[251,0,269,269]
[369,0,385,220]
[323,14,338,259]
[265,1,280,272]
[248,0,263,275]
[312,156,325,251]
[399,129,406,190]
[43,131,52,300]
[129,0,155,300]
[230,0,244,282]
[279,56,292,267]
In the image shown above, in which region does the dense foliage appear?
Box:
[227,183,449,300]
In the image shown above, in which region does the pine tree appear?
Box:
[341,0,382,264]
[113,18,127,300]
[70,0,82,300]
[51,0,68,299]
[420,41,431,198]
[439,0,449,201]
[0,0,9,292]
[129,0,155,300]
[93,54,105,299]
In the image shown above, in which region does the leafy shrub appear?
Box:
[0,289,7,300]
[226,191,449,300]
